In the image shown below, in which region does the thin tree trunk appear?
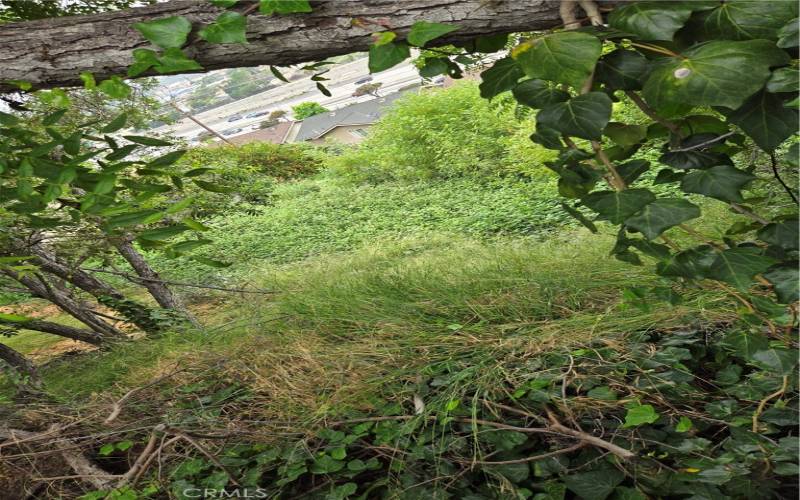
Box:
[0,0,599,92]
[22,241,164,334]
[0,343,42,391]
[114,237,201,327]
[0,318,103,345]
[1,269,124,338]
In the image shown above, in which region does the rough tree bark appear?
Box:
[114,237,201,327]
[0,0,609,93]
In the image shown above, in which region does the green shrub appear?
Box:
[326,82,556,182]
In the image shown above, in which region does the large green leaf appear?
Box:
[133,16,192,49]
[766,67,799,93]
[659,149,733,170]
[101,113,128,134]
[608,2,694,41]
[725,90,799,152]
[595,49,650,90]
[198,12,248,44]
[604,122,646,146]
[751,349,798,375]
[625,198,700,240]
[536,92,612,140]
[643,40,790,112]
[616,159,650,185]
[763,265,799,303]
[511,79,568,108]
[701,0,798,41]
[723,329,769,359]
[680,165,755,202]
[105,209,164,230]
[368,41,410,73]
[757,218,799,250]
[656,245,717,279]
[707,247,777,290]
[777,17,799,47]
[582,188,656,224]
[623,404,660,427]
[153,48,203,74]
[512,31,601,89]
[564,467,625,500]
[406,21,458,47]
[478,57,524,99]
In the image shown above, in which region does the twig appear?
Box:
[624,91,682,138]
[170,429,242,487]
[671,131,736,152]
[82,267,276,294]
[729,203,769,225]
[769,153,799,205]
[752,376,790,433]
[465,442,585,465]
[104,367,183,425]
[545,408,636,461]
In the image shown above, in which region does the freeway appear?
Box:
[153,57,422,140]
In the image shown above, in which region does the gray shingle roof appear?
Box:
[293,91,408,141]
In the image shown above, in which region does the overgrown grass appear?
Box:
[29,232,733,411]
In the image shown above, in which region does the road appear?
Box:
[153,57,422,140]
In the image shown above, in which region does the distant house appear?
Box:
[219,121,295,146]
[287,91,410,144]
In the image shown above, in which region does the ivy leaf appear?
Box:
[707,247,777,290]
[777,17,799,47]
[128,48,160,77]
[701,1,797,41]
[406,21,458,47]
[680,165,756,202]
[368,41,410,73]
[625,198,701,240]
[582,188,656,224]
[595,49,650,90]
[564,467,625,500]
[757,218,799,250]
[766,67,799,93]
[134,16,192,49]
[259,0,311,15]
[198,12,248,44]
[676,416,693,432]
[536,92,612,140]
[97,77,131,99]
[419,57,449,78]
[751,349,798,375]
[604,122,646,146]
[478,57,523,99]
[0,110,20,126]
[608,2,694,41]
[123,135,172,146]
[763,265,799,304]
[725,90,799,152]
[154,48,203,74]
[659,150,733,170]
[512,79,569,109]
[512,31,601,89]
[723,330,770,359]
[616,159,650,185]
[623,404,660,427]
[643,40,790,112]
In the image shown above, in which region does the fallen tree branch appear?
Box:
[82,267,277,295]
[463,442,585,465]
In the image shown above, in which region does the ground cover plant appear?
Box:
[0,1,797,499]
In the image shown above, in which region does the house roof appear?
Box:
[293,91,409,142]
[224,121,294,145]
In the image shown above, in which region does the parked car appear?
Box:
[354,76,373,85]
[227,114,243,122]
[245,110,270,119]
[222,128,243,136]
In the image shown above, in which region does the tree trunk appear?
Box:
[1,269,124,338]
[0,0,599,92]
[0,343,42,391]
[0,318,104,345]
[22,241,165,334]
[114,237,201,327]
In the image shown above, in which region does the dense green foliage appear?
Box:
[328,83,556,182]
